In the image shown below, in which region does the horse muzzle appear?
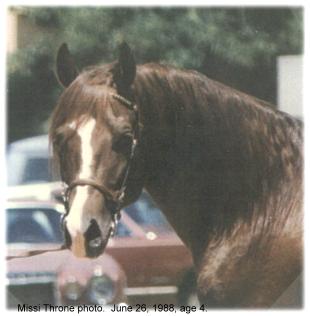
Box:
[63,217,110,258]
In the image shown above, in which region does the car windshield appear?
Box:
[124,192,173,233]
[6,208,63,244]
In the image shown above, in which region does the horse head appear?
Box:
[50,43,145,258]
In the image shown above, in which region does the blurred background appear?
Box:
[5,6,304,308]
[7,6,303,144]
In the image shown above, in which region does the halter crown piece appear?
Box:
[62,92,140,239]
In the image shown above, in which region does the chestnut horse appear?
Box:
[50,43,303,308]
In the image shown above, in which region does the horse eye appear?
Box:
[113,134,133,156]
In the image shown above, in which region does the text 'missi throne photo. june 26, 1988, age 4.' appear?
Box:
[6,6,303,310]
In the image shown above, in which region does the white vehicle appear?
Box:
[7,135,62,202]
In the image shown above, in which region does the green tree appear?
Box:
[7,7,303,142]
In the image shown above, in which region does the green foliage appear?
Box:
[7,7,303,142]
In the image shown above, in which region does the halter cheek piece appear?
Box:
[62,93,140,239]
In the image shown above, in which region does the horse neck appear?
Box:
[133,65,303,258]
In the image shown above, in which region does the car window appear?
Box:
[114,221,132,237]
[6,208,63,244]
[124,192,173,233]
[22,157,51,184]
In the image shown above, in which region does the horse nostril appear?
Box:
[85,219,102,249]
[84,219,105,258]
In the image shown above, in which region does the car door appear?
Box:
[106,213,193,288]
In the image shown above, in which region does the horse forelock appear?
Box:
[50,69,110,179]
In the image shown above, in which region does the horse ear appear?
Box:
[114,42,136,88]
[56,43,79,88]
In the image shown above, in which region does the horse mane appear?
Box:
[50,61,303,239]
[50,63,116,133]
[132,63,303,238]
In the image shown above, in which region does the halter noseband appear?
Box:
[62,92,140,238]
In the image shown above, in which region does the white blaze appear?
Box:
[66,118,96,237]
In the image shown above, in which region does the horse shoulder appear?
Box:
[196,225,302,307]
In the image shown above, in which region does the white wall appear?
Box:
[6,10,18,53]
[277,55,303,118]
[7,9,59,54]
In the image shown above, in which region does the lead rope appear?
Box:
[7,245,67,260]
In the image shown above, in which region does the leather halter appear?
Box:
[62,93,140,237]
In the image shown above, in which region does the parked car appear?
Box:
[6,201,127,308]
[7,135,197,305]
